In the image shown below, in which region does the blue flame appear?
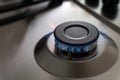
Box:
[61,44,68,51]
[68,46,74,53]
[82,46,89,52]
[75,47,81,52]
[55,39,97,53]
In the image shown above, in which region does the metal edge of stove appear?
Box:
[73,0,120,35]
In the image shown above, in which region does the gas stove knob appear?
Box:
[49,0,63,7]
[54,21,99,58]
[85,0,99,7]
[102,0,119,10]
[102,0,119,19]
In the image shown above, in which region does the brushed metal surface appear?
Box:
[0,1,120,80]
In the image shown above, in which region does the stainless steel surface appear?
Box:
[76,0,120,33]
[0,1,120,80]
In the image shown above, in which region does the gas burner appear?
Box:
[34,21,118,78]
[54,21,99,60]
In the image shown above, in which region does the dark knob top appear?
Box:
[85,0,99,7]
[102,0,119,8]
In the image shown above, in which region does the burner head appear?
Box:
[54,21,99,58]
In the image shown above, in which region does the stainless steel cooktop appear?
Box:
[0,1,120,80]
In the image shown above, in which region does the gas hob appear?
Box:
[0,1,120,80]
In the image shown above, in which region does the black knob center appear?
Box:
[64,26,88,39]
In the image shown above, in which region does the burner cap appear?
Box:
[54,21,99,56]
[54,21,99,46]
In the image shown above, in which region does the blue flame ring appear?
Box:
[55,39,97,53]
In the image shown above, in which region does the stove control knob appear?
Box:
[49,0,63,7]
[85,0,99,7]
[54,21,99,59]
[102,0,119,10]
